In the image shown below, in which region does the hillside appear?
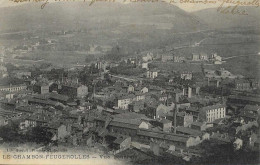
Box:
[193,7,260,30]
[0,2,207,32]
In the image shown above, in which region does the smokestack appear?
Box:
[173,103,178,134]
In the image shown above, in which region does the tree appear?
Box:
[27,126,53,144]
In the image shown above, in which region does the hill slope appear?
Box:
[0,2,207,32]
[193,7,260,29]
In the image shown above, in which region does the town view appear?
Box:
[0,2,259,165]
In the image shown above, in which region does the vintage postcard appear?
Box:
[0,0,259,164]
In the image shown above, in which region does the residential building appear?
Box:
[60,83,88,98]
[0,84,27,92]
[235,79,251,91]
[147,70,158,79]
[192,53,200,61]
[161,54,173,62]
[198,104,226,123]
[199,53,208,61]
[117,95,135,110]
[151,118,172,132]
[142,52,153,62]
[142,63,149,69]
[181,72,192,80]
[190,122,207,131]
[174,56,185,63]
[33,82,49,94]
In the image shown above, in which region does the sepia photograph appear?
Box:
[0,0,259,164]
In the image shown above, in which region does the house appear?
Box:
[198,104,226,123]
[235,79,251,91]
[112,136,131,150]
[129,100,144,113]
[177,112,193,127]
[117,94,135,110]
[128,85,135,93]
[182,87,192,98]
[190,122,207,131]
[142,63,149,69]
[33,82,49,94]
[19,113,50,129]
[155,104,174,118]
[142,52,153,62]
[180,72,192,80]
[174,56,185,63]
[161,54,173,62]
[233,138,243,150]
[192,53,200,61]
[134,92,145,101]
[60,83,88,98]
[46,123,72,140]
[199,53,208,61]
[147,70,158,79]
[140,87,149,93]
[151,118,172,132]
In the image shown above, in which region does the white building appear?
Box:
[147,70,158,79]
[199,104,226,123]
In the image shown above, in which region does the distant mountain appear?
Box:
[0,2,207,32]
[193,7,260,29]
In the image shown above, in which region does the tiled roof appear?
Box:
[137,129,189,143]
[176,126,202,137]
[201,104,225,111]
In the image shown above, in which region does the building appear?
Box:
[199,53,208,61]
[199,104,226,123]
[227,95,260,106]
[11,70,31,79]
[129,101,145,113]
[190,122,207,131]
[0,84,27,92]
[128,85,135,93]
[192,53,200,61]
[161,54,173,62]
[60,84,88,98]
[235,79,251,91]
[112,136,131,150]
[155,104,174,118]
[147,70,158,79]
[167,112,193,127]
[142,52,153,62]
[174,56,185,63]
[180,72,192,80]
[142,63,149,69]
[151,118,172,132]
[117,95,135,110]
[33,82,49,94]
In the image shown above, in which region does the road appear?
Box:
[223,53,260,60]
[0,31,28,36]
[109,74,138,82]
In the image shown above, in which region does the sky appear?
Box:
[0,0,219,12]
